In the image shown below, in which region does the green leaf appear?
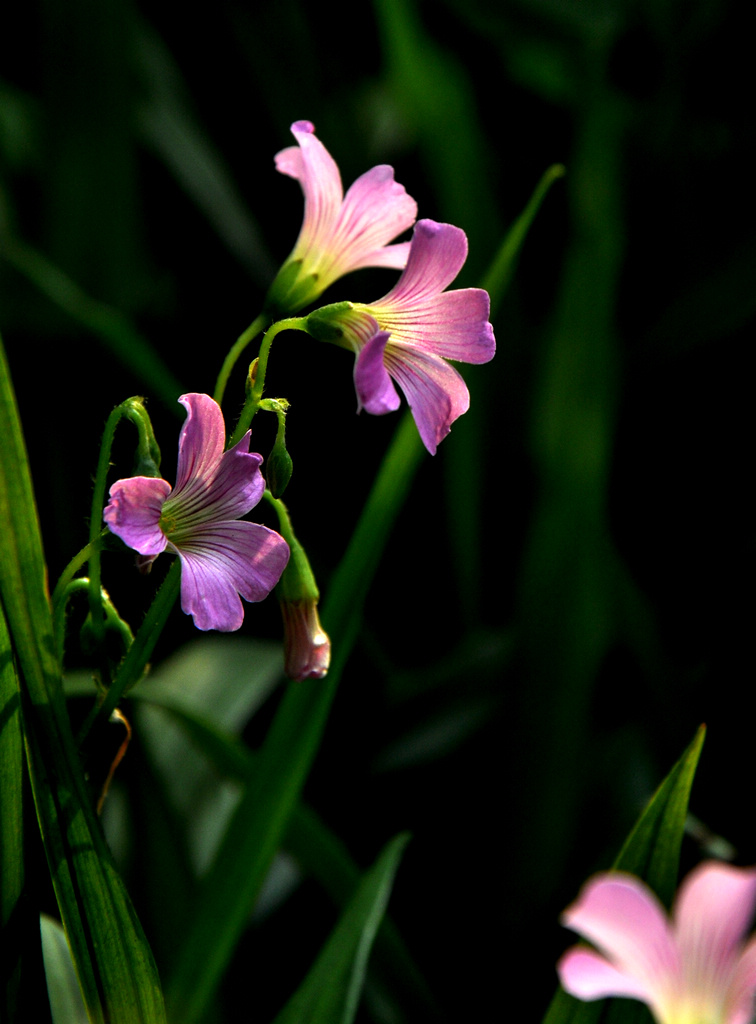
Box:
[481,163,566,318]
[270,833,410,1024]
[40,915,89,1024]
[0,333,166,1023]
[130,660,438,1019]
[1,601,26,1021]
[166,412,425,1023]
[541,725,706,1024]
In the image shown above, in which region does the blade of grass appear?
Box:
[541,725,706,1024]
[0,333,167,1023]
[166,411,425,1022]
[270,833,410,1024]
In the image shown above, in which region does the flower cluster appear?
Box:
[104,122,496,644]
[558,861,756,1024]
[272,121,496,454]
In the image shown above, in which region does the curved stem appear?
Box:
[76,558,181,746]
[228,317,307,446]
[213,313,270,407]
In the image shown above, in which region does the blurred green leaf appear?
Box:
[166,412,425,1023]
[133,22,275,287]
[0,239,184,411]
[482,163,566,318]
[541,725,705,1024]
[1,601,26,1021]
[0,333,166,1024]
[126,651,438,1020]
[40,915,89,1024]
[270,833,410,1024]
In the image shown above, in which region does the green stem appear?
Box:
[213,312,269,407]
[76,559,181,746]
[228,317,307,446]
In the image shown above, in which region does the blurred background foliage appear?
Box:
[1,0,753,1020]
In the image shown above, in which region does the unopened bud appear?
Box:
[280,598,331,681]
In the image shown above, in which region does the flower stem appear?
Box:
[228,317,307,446]
[76,558,181,746]
[213,312,270,407]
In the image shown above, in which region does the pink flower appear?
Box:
[103,394,290,632]
[558,861,756,1024]
[307,219,496,454]
[267,120,417,312]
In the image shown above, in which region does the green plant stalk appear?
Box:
[228,317,307,446]
[166,410,424,1023]
[213,311,270,406]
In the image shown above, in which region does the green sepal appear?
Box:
[305,302,355,345]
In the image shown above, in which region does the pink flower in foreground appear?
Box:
[558,862,756,1024]
[307,218,496,454]
[267,120,417,312]
[103,394,290,632]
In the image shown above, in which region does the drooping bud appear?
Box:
[269,496,331,681]
[279,598,331,681]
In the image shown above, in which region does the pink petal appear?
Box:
[558,947,653,1002]
[561,874,680,1001]
[172,431,265,526]
[275,120,343,257]
[382,220,469,305]
[356,240,412,271]
[174,394,226,492]
[332,164,417,271]
[384,343,470,455]
[172,522,290,632]
[376,286,495,365]
[674,862,756,993]
[104,477,171,556]
[728,934,756,1024]
[354,331,401,415]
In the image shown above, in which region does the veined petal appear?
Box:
[354,331,401,415]
[674,863,756,994]
[350,240,411,272]
[170,432,265,528]
[329,164,417,274]
[380,220,469,305]
[275,121,343,259]
[174,394,226,492]
[558,947,653,1003]
[561,874,680,1003]
[172,521,290,632]
[104,476,171,556]
[384,343,470,455]
[374,287,495,364]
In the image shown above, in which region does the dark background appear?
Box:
[1,0,753,1020]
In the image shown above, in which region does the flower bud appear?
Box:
[280,598,331,681]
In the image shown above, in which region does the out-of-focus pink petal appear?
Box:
[174,394,226,492]
[728,935,756,1024]
[384,344,470,455]
[104,477,171,556]
[561,874,680,1000]
[674,862,756,978]
[383,220,468,304]
[173,522,290,632]
[354,331,401,415]
[558,947,653,1002]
